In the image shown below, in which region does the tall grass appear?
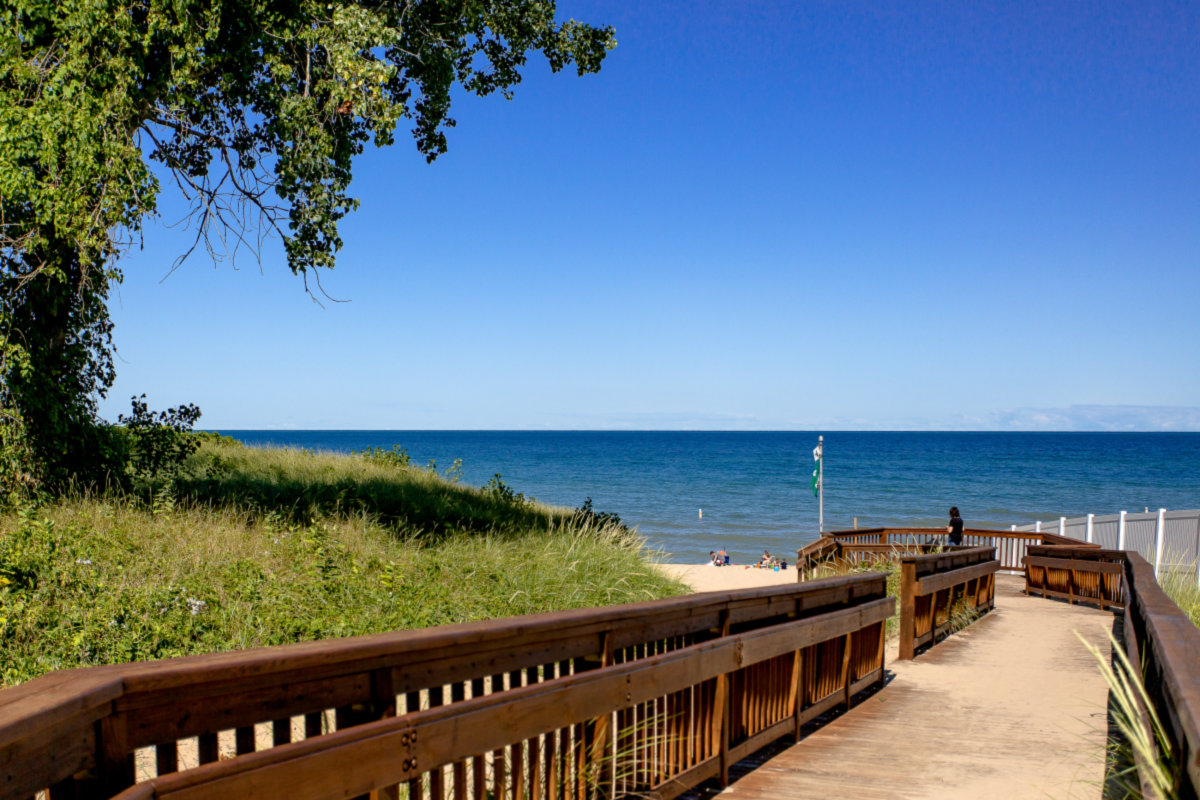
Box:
[1079,631,1179,800]
[1157,563,1199,630]
[804,557,903,636]
[0,441,687,687]
[802,553,985,640]
[174,438,571,538]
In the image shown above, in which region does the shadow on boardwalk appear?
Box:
[686,575,1115,800]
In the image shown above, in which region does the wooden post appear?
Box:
[790,647,805,742]
[273,717,292,747]
[588,633,615,798]
[155,741,178,777]
[899,559,917,660]
[840,632,853,709]
[98,715,134,797]
[235,725,255,755]
[490,676,508,800]
[714,610,732,787]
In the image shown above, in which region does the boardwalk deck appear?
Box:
[712,575,1116,800]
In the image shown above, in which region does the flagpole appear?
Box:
[818,435,824,534]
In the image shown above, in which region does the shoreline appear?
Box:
[660,563,797,593]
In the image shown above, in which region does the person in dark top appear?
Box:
[947,507,964,546]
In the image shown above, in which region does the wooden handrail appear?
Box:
[0,574,893,800]
[1123,553,1200,796]
[800,527,1090,573]
[112,596,895,800]
[898,547,998,660]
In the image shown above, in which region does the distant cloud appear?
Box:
[983,405,1200,432]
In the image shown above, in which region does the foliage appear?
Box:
[116,394,203,489]
[179,439,558,537]
[1079,631,1179,800]
[484,473,525,505]
[804,558,903,637]
[358,444,413,469]
[1157,562,1199,630]
[0,482,684,688]
[574,496,626,531]
[0,0,615,489]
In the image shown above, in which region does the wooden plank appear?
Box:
[1032,587,1124,611]
[0,710,97,800]
[914,560,999,596]
[1022,556,1124,574]
[0,669,122,747]
[899,560,917,661]
[126,672,372,749]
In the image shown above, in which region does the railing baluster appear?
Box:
[235,725,255,755]
[468,678,486,800]
[429,685,446,799]
[155,741,177,777]
[488,675,508,800]
[273,717,291,747]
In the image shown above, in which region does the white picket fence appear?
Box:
[1013,508,1200,584]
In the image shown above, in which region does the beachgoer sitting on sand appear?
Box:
[759,551,772,567]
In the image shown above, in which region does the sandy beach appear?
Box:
[660,563,797,593]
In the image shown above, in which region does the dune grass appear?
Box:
[0,440,686,687]
[1157,563,1199,630]
[804,557,904,636]
[174,437,569,537]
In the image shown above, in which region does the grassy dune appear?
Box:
[0,440,686,686]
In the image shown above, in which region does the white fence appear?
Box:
[1014,508,1200,583]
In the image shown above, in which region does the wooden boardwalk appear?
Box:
[712,575,1117,800]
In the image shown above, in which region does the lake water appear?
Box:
[213,431,1200,564]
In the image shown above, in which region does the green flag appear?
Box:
[811,443,822,497]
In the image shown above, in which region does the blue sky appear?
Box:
[99,1,1200,430]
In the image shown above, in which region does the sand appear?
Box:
[660,563,798,593]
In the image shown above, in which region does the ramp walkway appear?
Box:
[713,575,1116,800]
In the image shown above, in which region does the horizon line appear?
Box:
[202,428,1200,434]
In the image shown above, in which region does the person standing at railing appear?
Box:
[947,507,964,546]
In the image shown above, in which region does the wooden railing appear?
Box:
[1019,543,1198,796]
[898,547,998,661]
[1121,553,1200,798]
[800,527,1089,573]
[0,574,893,800]
[1023,544,1125,610]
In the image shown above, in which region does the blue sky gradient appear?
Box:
[100,1,1200,430]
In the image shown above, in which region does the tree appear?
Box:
[0,0,614,488]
